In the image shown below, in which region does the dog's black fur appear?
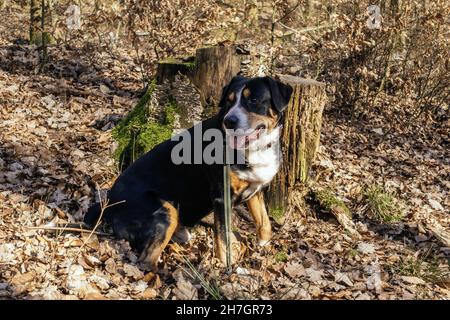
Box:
[84,76,293,269]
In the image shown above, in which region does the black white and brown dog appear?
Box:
[84,76,293,270]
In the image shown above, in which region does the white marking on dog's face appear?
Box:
[223,86,250,132]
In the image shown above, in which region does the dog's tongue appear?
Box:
[228,135,246,150]
[228,130,260,150]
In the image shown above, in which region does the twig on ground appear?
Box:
[24,225,111,236]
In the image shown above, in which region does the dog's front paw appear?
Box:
[257,226,272,248]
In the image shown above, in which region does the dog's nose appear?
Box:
[223,115,239,129]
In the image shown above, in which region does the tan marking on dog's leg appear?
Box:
[140,201,178,271]
[230,170,249,195]
[247,192,272,246]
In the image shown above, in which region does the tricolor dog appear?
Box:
[84,76,293,270]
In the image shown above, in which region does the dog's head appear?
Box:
[219,76,293,150]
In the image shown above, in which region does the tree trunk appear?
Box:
[30,0,40,43]
[40,0,47,67]
[29,0,54,51]
[265,75,327,218]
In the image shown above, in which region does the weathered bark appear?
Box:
[29,0,54,54]
[40,0,47,67]
[192,46,241,108]
[30,0,40,43]
[265,75,327,217]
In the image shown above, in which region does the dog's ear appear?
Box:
[218,75,246,115]
[266,77,293,113]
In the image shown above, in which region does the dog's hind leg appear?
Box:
[139,201,179,271]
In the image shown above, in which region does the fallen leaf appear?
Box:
[99,84,110,94]
[284,261,306,278]
[172,274,198,300]
[142,288,158,299]
[11,271,36,286]
[305,268,324,283]
[123,263,144,280]
[83,291,108,300]
[334,272,354,286]
[89,274,110,290]
[357,242,375,255]
[104,258,117,274]
[355,292,372,300]
[428,199,444,211]
[400,276,426,285]
[372,128,383,135]
[236,267,251,276]
[132,280,148,294]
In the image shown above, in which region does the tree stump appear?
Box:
[265,75,327,218]
[156,46,241,115]
[192,46,241,108]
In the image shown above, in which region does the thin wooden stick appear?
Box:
[223,164,232,272]
[80,189,125,247]
[24,225,111,236]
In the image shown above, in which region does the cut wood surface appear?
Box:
[156,58,195,85]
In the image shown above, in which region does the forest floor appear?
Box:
[0,9,449,300]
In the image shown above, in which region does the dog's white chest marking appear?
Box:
[233,127,281,188]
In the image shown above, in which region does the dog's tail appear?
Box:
[83,202,102,228]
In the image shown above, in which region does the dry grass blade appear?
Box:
[364,185,405,223]
[173,246,222,300]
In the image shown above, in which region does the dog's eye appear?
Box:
[249,97,258,104]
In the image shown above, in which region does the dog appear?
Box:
[84,75,293,270]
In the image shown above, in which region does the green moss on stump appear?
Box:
[112,81,180,169]
[269,206,284,224]
[159,58,196,69]
[30,32,56,46]
[315,189,351,218]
